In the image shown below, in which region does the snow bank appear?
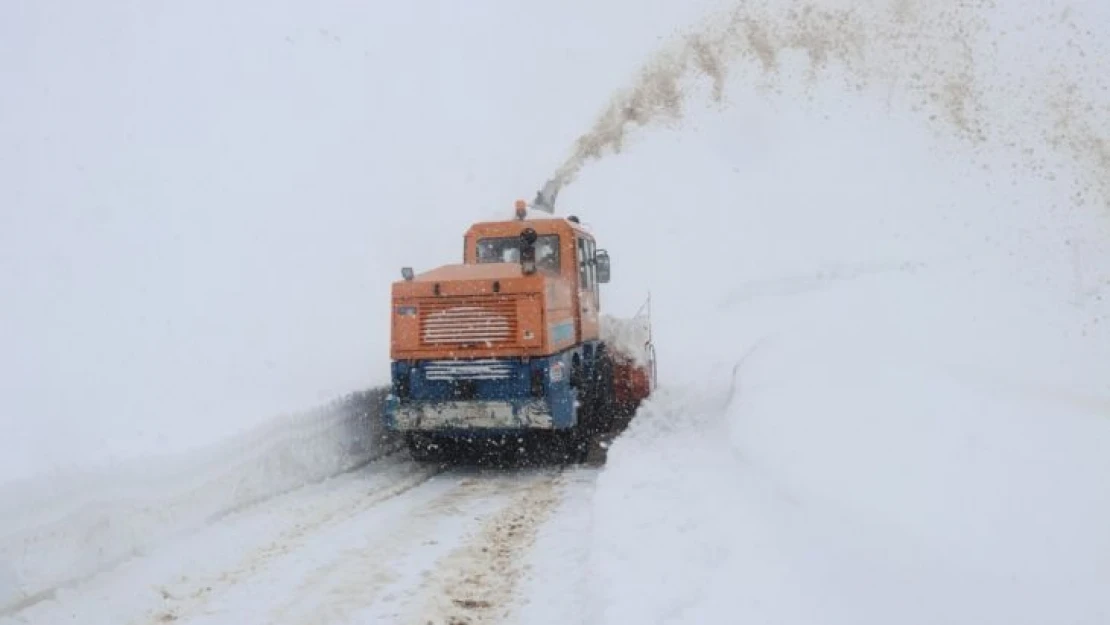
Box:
[0,388,397,614]
[576,0,1110,619]
[600,311,653,366]
[588,267,1110,625]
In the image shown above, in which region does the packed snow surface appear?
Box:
[0,459,594,625]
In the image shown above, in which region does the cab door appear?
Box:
[576,236,600,341]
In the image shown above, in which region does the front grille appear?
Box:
[420,298,517,348]
[425,359,515,381]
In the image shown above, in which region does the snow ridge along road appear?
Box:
[0,388,398,617]
[2,452,593,625]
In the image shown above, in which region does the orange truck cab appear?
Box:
[382,207,616,448]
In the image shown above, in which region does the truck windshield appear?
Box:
[476,235,560,274]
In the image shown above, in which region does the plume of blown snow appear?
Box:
[549,0,1110,218]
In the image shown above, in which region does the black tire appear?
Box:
[405,433,444,463]
[570,356,590,430]
[591,350,616,434]
[549,428,587,464]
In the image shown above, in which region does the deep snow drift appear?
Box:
[575,0,1110,623]
[589,269,1110,624]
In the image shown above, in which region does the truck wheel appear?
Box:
[552,428,588,464]
[592,351,616,433]
[405,433,443,463]
[571,359,590,429]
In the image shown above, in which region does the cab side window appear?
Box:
[586,238,598,298]
[577,236,600,300]
[577,238,590,289]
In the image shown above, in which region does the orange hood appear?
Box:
[393,262,546,299]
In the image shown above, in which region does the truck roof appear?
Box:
[464,214,593,240]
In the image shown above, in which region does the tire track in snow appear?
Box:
[136,458,443,625]
[397,469,567,625]
[266,470,537,625]
[4,460,594,625]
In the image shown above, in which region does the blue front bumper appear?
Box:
[383,395,561,433]
[383,352,577,435]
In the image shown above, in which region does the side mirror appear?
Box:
[596,249,610,283]
[401,267,414,281]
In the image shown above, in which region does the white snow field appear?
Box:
[4,0,1110,624]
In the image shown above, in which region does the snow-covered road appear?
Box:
[3,454,596,625]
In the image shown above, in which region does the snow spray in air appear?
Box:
[536,0,1109,213]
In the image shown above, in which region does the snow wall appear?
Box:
[567,0,1110,623]
[0,387,396,615]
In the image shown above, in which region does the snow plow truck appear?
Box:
[382,198,656,464]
